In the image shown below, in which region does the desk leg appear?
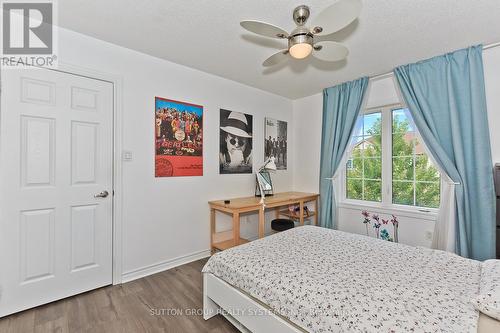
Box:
[210,208,216,254]
[275,208,280,219]
[299,201,304,226]
[233,212,240,247]
[259,206,265,238]
[314,197,318,226]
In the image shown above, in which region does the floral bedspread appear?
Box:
[202,226,481,333]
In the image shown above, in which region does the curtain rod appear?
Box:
[369,41,500,81]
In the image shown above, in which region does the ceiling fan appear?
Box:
[240,0,362,67]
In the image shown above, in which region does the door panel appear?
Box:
[0,67,113,317]
[21,116,56,187]
[21,78,56,106]
[70,204,98,272]
[71,86,99,111]
[71,121,98,185]
[19,209,55,283]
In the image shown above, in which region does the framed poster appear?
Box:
[155,97,203,177]
[219,109,253,174]
[264,117,287,170]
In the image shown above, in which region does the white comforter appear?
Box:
[202,226,481,333]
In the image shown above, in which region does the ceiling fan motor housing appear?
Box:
[290,6,314,51]
[288,31,313,49]
[288,26,314,59]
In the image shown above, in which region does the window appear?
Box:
[345,107,440,209]
[346,112,382,202]
[392,109,440,208]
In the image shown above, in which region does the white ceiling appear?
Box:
[59,0,500,100]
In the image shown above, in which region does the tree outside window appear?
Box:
[346,108,440,208]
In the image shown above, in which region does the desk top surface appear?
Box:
[208,191,319,210]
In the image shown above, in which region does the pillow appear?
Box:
[472,259,500,320]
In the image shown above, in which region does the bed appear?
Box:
[202,226,500,333]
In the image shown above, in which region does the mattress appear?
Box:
[203,226,484,332]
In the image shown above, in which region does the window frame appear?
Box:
[340,104,440,216]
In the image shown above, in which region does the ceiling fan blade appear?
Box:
[263,50,289,67]
[313,42,349,62]
[311,0,362,36]
[240,20,289,39]
[314,32,340,43]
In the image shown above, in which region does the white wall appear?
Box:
[292,93,323,194]
[484,46,500,163]
[292,47,500,247]
[54,29,294,280]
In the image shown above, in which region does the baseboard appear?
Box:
[121,249,211,283]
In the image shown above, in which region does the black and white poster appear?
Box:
[264,117,287,170]
[219,109,253,174]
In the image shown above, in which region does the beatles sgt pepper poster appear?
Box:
[155,97,203,177]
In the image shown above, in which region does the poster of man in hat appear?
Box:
[155,97,203,177]
[219,109,253,174]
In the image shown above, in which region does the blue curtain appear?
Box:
[319,77,369,229]
[394,45,495,260]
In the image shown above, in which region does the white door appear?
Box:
[0,67,114,317]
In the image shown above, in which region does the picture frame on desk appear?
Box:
[255,171,274,197]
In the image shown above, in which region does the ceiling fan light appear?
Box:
[288,33,313,59]
[289,43,313,59]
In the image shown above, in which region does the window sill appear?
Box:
[338,200,438,221]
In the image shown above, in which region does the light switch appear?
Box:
[122,150,133,161]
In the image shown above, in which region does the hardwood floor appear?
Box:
[0,258,239,333]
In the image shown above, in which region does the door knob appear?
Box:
[94,190,109,198]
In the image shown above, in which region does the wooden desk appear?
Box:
[209,191,319,253]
